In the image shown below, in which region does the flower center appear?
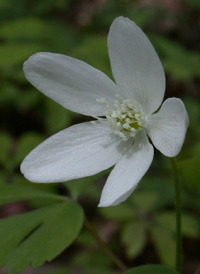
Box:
[95,95,147,141]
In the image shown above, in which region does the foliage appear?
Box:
[0,184,83,274]
[0,0,200,273]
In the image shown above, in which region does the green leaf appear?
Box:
[0,201,84,274]
[151,226,176,267]
[121,221,146,258]
[137,176,175,209]
[123,265,180,274]
[0,184,65,206]
[154,211,200,238]
[99,203,136,221]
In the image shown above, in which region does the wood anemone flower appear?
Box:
[21,17,189,207]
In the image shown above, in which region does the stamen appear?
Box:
[94,95,147,141]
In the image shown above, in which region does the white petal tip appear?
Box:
[112,16,138,28]
[98,196,124,207]
[98,201,115,208]
[20,160,51,183]
[97,203,106,208]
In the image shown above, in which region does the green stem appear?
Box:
[84,216,128,272]
[170,157,182,272]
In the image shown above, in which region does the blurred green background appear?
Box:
[0,0,200,274]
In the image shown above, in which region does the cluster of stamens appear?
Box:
[94,95,147,141]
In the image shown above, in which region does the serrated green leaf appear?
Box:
[0,184,65,206]
[121,221,146,258]
[151,226,176,267]
[123,265,180,274]
[0,201,84,274]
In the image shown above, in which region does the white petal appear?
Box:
[146,98,189,157]
[98,131,154,207]
[108,17,165,114]
[20,121,130,183]
[24,52,120,116]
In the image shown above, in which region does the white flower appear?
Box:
[20,17,189,207]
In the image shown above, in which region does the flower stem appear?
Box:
[170,157,182,272]
[84,216,128,272]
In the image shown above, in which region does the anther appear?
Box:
[95,95,147,141]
